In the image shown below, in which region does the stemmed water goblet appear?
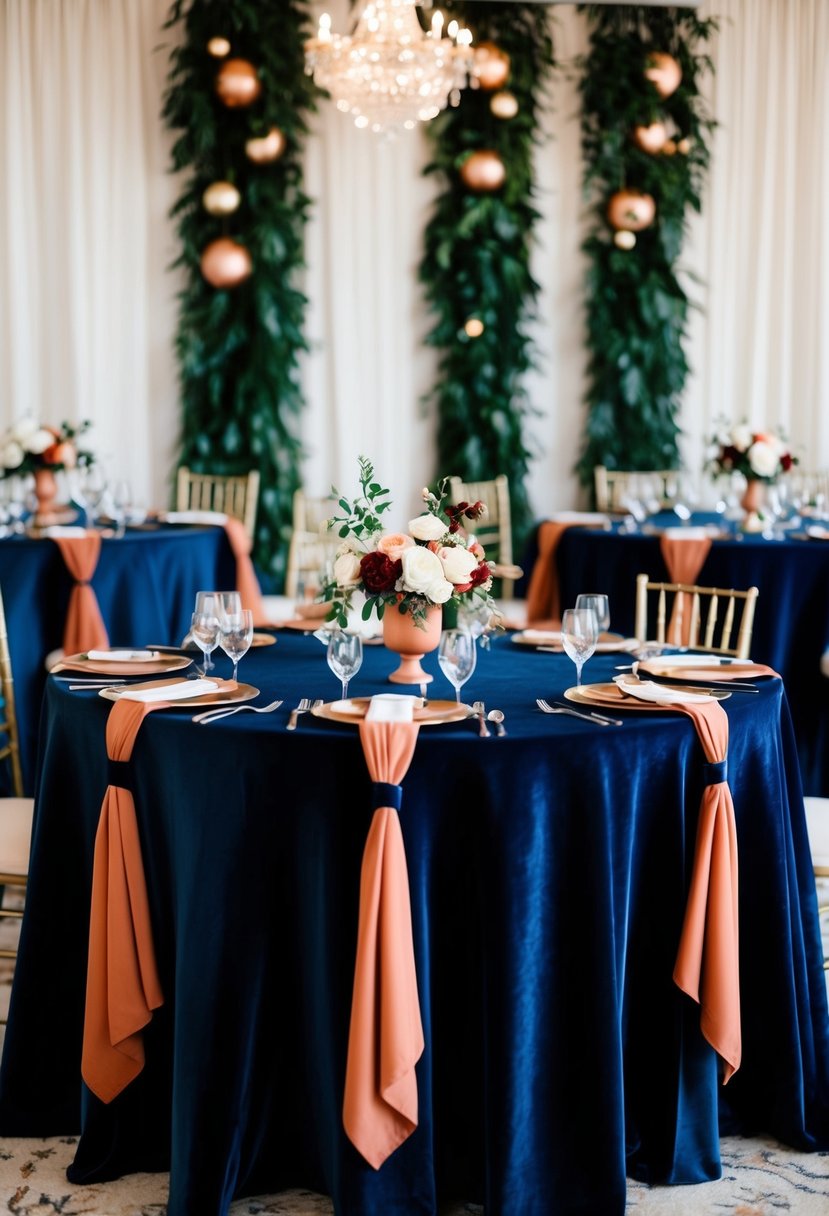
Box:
[327,631,363,701]
[575,594,610,640]
[560,607,599,688]
[218,609,254,685]
[190,591,242,668]
[438,629,477,704]
[190,611,220,677]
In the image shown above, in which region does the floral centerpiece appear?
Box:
[324,457,495,632]
[707,422,796,483]
[0,417,94,478]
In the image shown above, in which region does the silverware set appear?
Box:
[536,698,623,727]
[194,700,283,725]
[286,698,323,730]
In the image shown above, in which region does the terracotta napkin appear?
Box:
[52,532,109,655]
[343,716,424,1169]
[81,699,166,1103]
[525,522,570,625]
[659,534,712,646]
[672,698,741,1083]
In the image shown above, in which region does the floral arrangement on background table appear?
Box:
[324,457,495,627]
[707,422,796,483]
[0,418,95,478]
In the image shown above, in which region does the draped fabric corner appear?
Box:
[222,518,272,628]
[52,533,109,655]
[81,698,165,1104]
[673,698,741,1083]
[525,522,571,625]
[343,719,424,1170]
[659,536,712,646]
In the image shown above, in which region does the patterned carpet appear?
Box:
[1,886,828,1214]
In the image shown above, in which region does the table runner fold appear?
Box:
[222,518,272,627]
[659,536,712,645]
[343,719,424,1169]
[526,522,570,626]
[52,533,109,654]
[673,698,741,1083]
[81,698,165,1103]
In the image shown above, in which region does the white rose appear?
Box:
[333,551,362,587]
[424,576,453,604]
[25,428,55,455]
[747,440,779,479]
[11,417,38,443]
[408,513,446,542]
[731,424,753,453]
[438,544,478,585]
[399,545,445,594]
[3,441,24,469]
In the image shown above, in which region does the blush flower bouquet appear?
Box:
[324,456,495,630]
[708,422,796,483]
[0,417,95,478]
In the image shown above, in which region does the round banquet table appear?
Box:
[523,515,829,796]
[0,525,236,794]
[1,632,828,1216]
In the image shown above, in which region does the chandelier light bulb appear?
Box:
[305,0,475,135]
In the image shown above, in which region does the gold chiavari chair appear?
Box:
[594,465,681,513]
[176,466,260,541]
[448,475,522,601]
[0,585,35,1011]
[634,573,759,658]
[284,490,339,600]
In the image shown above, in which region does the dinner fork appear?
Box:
[194,699,283,725]
[286,697,322,730]
[536,698,623,727]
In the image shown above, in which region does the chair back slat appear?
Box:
[448,475,514,600]
[634,574,759,659]
[176,467,260,540]
[285,491,339,600]
[0,587,24,797]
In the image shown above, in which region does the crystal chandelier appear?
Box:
[305,1,474,135]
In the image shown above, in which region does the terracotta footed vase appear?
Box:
[383,603,442,685]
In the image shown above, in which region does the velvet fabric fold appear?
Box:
[525,522,570,625]
[343,719,424,1170]
[659,536,712,645]
[52,533,109,654]
[672,699,741,1083]
[222,518,271,627]
[81,699,165,1104]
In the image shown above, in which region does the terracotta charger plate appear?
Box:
[99,678,259,708]
[512,631,637,653]
[564,682,730,710]
[312,697,472,725]
[57,651,192,677]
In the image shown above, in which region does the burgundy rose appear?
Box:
[464,500,486,521]
[780,452,793,472]
[360,551,401,594]
[721,445,740,468]
[469,561,492,587]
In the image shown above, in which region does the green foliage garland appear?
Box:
[576,5,717,490]
[163,0,316,588]
[419,3,554,549]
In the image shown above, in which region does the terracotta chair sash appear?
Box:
[52,533,109,654]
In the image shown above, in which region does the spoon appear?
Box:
[487,709,506,737]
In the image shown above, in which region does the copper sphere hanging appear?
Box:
[644,52,682,99]
[474,42,510,92]
[245,127,287,164]
[460,150,506,193]
[215,58,261,108]
[632,122,668,154]
[490,91,519,120]
[607,190,656,232]
[207,37,231,58]
[200,238,253,288]
[202,181,241,216]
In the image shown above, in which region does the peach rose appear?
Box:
[377,532,415,562]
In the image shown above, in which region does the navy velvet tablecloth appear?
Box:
[522,518,829,795]
[1,633,828,1216]
[0,526,236,794]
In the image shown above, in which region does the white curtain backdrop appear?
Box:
[0,0,826,524]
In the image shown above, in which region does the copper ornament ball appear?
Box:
[215,58,262,108]
[207,37,231,58]
[460,150,506,193]
[632,121,668,154]
[614,230,637,250]
[200,238,253,288]
[474,42,510,92]
[202,181,241,216]
[607,189,656,232]
[644,52,682,99]
[245,127,287,164]
[490,91,519,120]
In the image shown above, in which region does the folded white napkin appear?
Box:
[661,527,713,540]
[87,649,158,662]
[520,629,562,644]
[366,694,419,722]
[548,511,610,526]
[118,678,219,703]
[162,510,228,525]
[615,678,711,705]
[41,525,89,537]
[643,654,752,668]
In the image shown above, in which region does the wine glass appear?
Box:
[190,591,242,664]
[190,611,220,676]
[218,609,254,685]
[327,631,363,701]
[575,593,610,640]
[438,630,477,703]
[560,607,599,688]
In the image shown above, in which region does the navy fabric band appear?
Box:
[76,579,91,586]
[107,758,133,791]
[372,781,403,811]
[703,759,727,786]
